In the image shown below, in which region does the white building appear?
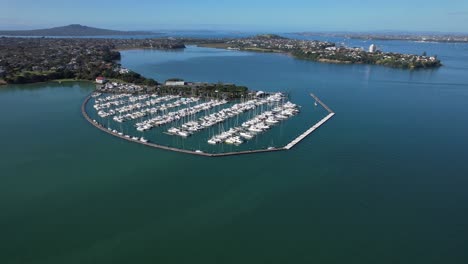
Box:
[95,77,107,84]
[165,81,186,86]
[119,68,130,74]
[369,44,377,53]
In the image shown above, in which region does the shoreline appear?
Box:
[114,46,186,52]
[196,43,283,53]
[196,42,442,69]
[0,78,92,87]
[0,78,93,87]
[0,73,157,87]
[51,78,92,83]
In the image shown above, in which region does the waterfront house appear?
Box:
[96,76,107,84]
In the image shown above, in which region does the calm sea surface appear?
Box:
[1,40,468,263]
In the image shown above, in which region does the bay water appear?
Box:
[1,41,468,263]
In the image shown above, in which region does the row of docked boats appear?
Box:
[94,93,133,105]
[91,119,149,143]
[95,94,180,118]
[111,97,198,123]
[100,95,178,114]
[207,101,299,145]
[135,99,228,132]
[94,94,155,111]
[168,93,286,138]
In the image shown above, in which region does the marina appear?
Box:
[82,88,335,156]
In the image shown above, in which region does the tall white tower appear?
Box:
[369,44,377,53]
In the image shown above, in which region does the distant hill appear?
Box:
[253,34,288,40]
[0,24,154,36]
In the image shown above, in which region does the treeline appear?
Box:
[293,50,372,64]
[158,83,249,99]
[3,70,75,84]
[374,57,442,69]
[102,50,121,62]
[102,70,158,86]
[4,68,158,86]
[292,50,442,69]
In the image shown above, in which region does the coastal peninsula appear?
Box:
[195,34,442,69]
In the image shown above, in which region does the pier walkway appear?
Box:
[310,92,334,113]
[81,92,335,157]
[283,93,335,150]
[284,113,335,150]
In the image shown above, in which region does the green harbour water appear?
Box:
[1,43,468,263]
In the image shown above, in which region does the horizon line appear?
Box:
[0,24,467,35]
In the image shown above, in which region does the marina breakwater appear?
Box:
[82,92,335,157]
[284,93,335,150]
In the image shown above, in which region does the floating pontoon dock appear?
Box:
[283,93,335,150]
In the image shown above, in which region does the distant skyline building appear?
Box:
[165,80,186,86]
[369,44,377,53]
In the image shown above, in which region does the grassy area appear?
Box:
[50,78,92,83]
[197,43,285,54]
[243,47,283,53]
[54,78,151,86]
[317,58,353,64]
[114,46,158,51]
[197,43,232,49]
[20,70,56,76]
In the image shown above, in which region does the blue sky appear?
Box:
[1,0,468,32]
